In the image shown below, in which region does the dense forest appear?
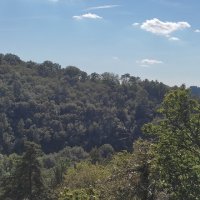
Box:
[0,54,199,200]
[0,53,169,154]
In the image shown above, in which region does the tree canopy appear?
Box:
[143,87,200,199]
[0,53,169,154]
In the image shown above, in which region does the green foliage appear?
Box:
[57,162,108,200]
[58,88,200,200]
[0,142,52,200]
[0,53,169,154]
[59,188,99,200]
[143,88,200,199]
[58,140,153,200]
[3,54,22,65]
[90,147,101,164]
[0,153,20,197]
[63,162,110,189]
[98,140,153,200]
[99,144,114,159]
[51,161,67,186]
[89,144,114,164]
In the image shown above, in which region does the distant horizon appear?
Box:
[0,0,200,86]
[1,52,199,88]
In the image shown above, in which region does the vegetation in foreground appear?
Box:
[0,87,199,199]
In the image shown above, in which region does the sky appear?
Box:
[0,0,200,86]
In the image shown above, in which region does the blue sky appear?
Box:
[0,0,200,86]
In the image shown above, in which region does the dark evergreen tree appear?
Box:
[0,142,51,200]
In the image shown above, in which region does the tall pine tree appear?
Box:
[0,142,50,200]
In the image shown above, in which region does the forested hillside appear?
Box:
[0,54,200,200]
[0,53,169,154]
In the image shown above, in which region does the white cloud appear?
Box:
[73,13,102,20]
[140,18,191,37]
[168,36,180,41]
[132,22,140,26]
[195,29,200,33]
[137,59,163,67]
[86,5,120,11]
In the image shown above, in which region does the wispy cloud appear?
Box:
[137,59,163,67]
[195,29,200,33]
[132,22,140,26]
[73,13,102,20]
[86,5,120,11]
[168,36,180,41]
[140,18,191,38]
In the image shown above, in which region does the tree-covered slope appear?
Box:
[0,53,169,154]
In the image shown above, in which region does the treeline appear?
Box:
[0,53,169,154]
